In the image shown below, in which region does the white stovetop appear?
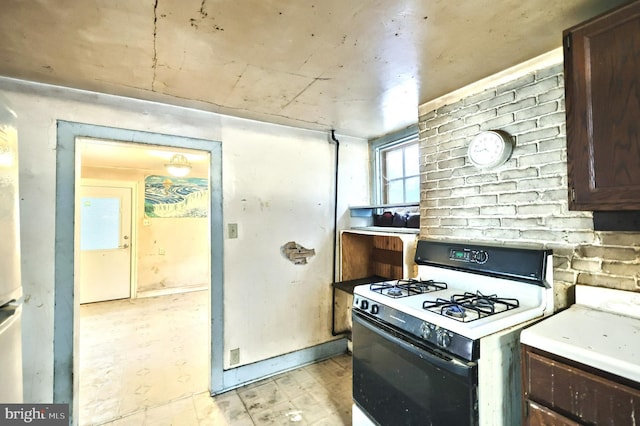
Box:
[354,264,552,340]
[520,285,640,383]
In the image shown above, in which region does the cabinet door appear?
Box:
[524,349,640,425]
[564,1,640,210]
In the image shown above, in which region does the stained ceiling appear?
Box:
[0,0,629,140]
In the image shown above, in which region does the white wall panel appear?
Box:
[0,78,369,402]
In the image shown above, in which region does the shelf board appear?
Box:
[349,226,419,234]
[349,202,419,210]
[333,275,389,295]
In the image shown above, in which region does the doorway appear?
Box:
[76,138,211,424]
[54,121,225,426]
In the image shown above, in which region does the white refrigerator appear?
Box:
[0,95,23,403]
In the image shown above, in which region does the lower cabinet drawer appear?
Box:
[526,400,580,426]
[524,350,640,425]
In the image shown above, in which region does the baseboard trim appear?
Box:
[136,285,208,299]
[214,338,348,395]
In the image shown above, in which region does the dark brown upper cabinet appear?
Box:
[564,0,640,210]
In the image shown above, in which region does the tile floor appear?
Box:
[79,290,352,425]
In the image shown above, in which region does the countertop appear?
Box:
[520,286,640,383]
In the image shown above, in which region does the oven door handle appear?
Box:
[353,311,475,376]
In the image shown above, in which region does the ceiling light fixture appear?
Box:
[165,154,192,177]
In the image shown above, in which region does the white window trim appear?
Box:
[370,124,419,205]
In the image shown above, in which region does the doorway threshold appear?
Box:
[137,285,208,299]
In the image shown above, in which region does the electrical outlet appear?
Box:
[158,248,165,255]
[228,223,238,239]
[230,348,240,365]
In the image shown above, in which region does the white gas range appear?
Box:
[351,239,554,426]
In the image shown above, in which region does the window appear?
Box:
[371,125,419,205]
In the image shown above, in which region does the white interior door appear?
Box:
[79,185,132,304]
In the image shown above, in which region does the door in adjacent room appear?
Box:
[78,183,133,304]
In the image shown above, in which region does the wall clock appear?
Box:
[467,130,514,169]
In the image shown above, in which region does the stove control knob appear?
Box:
[360,300,369,310]
[370,304,379,315]
[420,323,433,339]
[437,330,452,348]
[474,250,489,264]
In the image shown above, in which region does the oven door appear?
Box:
[352,311,478,426]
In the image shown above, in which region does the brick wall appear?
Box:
[418,62,640,308]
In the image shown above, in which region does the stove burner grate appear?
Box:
[422,291,520,322]
[370,279,447,298]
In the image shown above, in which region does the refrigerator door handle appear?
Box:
[0,302,20,332]
[0,302,23,403]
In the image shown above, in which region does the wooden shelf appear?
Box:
[332,275,388,295]
[331,230,417,336]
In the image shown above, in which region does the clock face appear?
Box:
[468,131,513,168]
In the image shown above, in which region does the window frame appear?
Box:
[370,124,419,205]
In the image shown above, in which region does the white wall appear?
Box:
[0,78,369,403]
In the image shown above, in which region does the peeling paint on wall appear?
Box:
[281,241,315,265]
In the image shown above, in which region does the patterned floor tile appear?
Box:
[79,290,352,425]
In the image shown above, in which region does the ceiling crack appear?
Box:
[281,77,331,110]
[152,0,159,91]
